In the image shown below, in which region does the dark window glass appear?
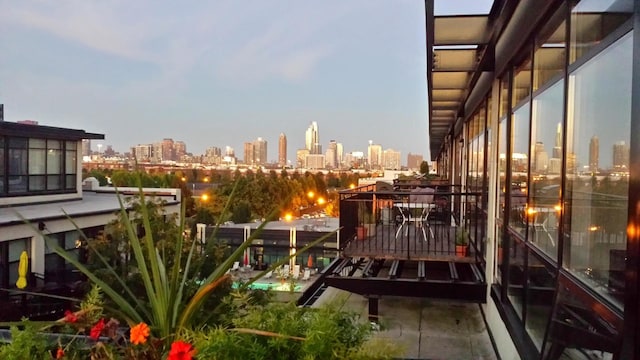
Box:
[570,0,633,65]
[525,251,555,350]
[507,234,526,319]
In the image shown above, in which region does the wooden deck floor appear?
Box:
[343,223,477,262]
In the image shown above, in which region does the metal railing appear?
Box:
[339,183,486,264]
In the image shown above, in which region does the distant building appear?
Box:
[382,148,401,170]
[407,153,423,170]
[244,142,255,165]
[162,138,175,162]
[278,133,287,167]
[367,141,382,169]
[326,140,338,169]
[613,141,629,170]
[296,149,310,168]
[82,139,91,157]
[204,146,222,165]
[336,143,344,168]
[306,154,325,169]
[305,122,320,154]
[589,136,599,173]
[254,137,267,165]
[174,141,186,161]
[133,144,153,162]
[17,120,38,125]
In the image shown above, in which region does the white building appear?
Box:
[0,121,181,294]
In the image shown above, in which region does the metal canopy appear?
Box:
[426,4,494,161]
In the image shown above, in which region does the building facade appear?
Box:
[0,121,181,306]
[426,1,639,358]
[278,133,287,167]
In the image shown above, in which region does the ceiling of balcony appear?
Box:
[426,6,493,161]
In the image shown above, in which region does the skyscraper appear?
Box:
[589,136,599,173]
[613,141,629,170]
[278,133,287,167]
[407,153,424,170]
[336,143,344,168]
[253,137,267,165]
[326,140,338,169]
[553,122,563,159]
[305,122,319,154]
[162,138,175,162]
[382,149,402,170]
[367,141,382,169]
[174,141,186,161]
[244,142,255,165]
[82,139,91,157]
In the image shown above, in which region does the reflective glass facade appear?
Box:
[428,0,636,358]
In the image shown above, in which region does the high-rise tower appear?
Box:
[305,122,319,154]
[278,133,287,167]
[589,136,599,173]
[254,137,268,165]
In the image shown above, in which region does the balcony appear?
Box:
[323,182,487,305]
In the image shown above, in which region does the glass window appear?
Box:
[47,149,62,174]
[512,61,532,108]
[570,0,633,64]
[65,148,77,174]
[29,149,46,174]
[510,103,530,235]
[529,81,564,259]
[533,10,566,92]
[563,31,632,308]
[525,251,556,350]
[0,137,5,194]
[8,139,27,193]
[507,235,526,319]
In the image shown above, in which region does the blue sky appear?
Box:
[0,1,492,163]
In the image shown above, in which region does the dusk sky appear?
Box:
[0,1,492,163]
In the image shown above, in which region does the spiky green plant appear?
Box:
[45,178,337,341]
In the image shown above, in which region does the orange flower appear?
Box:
[56,347,65,359]
[130,322,150,345]
[168,340,196,360]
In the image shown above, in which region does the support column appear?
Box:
[368,295,379,323]
[289,227,297,269]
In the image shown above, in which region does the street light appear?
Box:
[317,197,326,205]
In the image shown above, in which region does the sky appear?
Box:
[0,0,492,163]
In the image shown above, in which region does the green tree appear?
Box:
[419,161,430,175]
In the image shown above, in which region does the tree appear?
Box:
[419,161,430,175]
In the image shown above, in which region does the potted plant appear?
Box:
[356,202,375,240]
[455,228,469,257]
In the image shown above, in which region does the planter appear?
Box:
[356,226,368,240]
[455,245,468,257]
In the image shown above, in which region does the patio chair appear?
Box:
[264,270,273,279]
[302,269,311,281]
[231,261,240,271]
[283,264,290,278]
[292,265,301,280]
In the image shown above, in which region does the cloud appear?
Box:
[2,2,155,63]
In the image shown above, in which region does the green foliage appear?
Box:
[0,322,50,360]
[456,228,469,245]
[190,301,401,360]
[419,161,430,175]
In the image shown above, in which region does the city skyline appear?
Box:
[0,1,494,163]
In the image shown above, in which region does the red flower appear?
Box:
[56,347,65,359]
[64,310,77,323]
[168,340,196,360]
[89,318,105,340]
